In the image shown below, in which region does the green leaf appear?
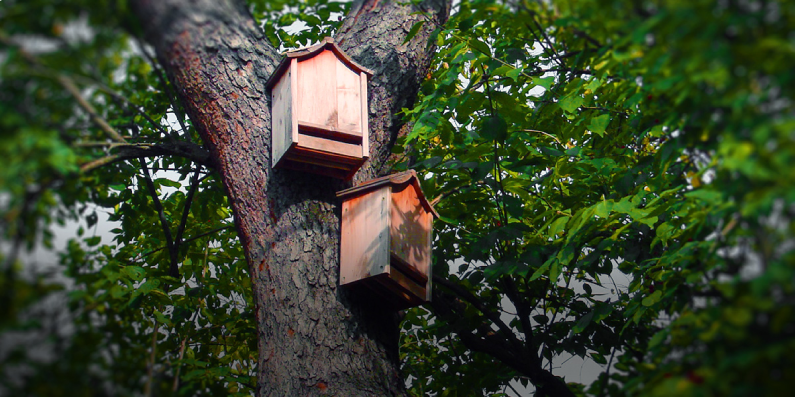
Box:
[549,216,567,238]
[122,266,146,281]
[155,178,181,188]
[585,77,601,91]
[549,260,561,282]
[492,65,513,77]
[593,302,614,323]
[590,352,607,364]
[538,146,564,157]
[648,330,668,349]
[506,67,522,82]
[588,114,610,137]
[138,279,161,295]
[110,285,128,299]
[595,200,613,218]
[655,223,674,246]
[559,94,584,114]
[403,20,425,44]
[530,259,552,281]
[154,310,173,326]
[565,146,581,156]
[502,178,532,201]
[458,17,475,31]
[573,310,594,334]
[480,115,507,142]
[534,76,555,90]
[685,188,723,204]
[642,290,662,307]
[468,38,491,56]
[502,195,524,218]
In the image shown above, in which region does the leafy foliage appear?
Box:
[400,0,795,395]
[0,0,354,393]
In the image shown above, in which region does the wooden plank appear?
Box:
[290,59,299,145]
[284,154,350,170]
[298,121,362,143]
[375,273,423,308]
[288,149,364,167]
[278,159,352,180]
[337,170,416,198]
[425,216,433,301]
[336,61,362,134]
[391,253,428,284]
[297,132,361,158]
[340,188,390,286]
[282,37,374,76]
[345,273,420,310]
[389,183,431,280]
[286,148,363,167]
[271,70,293,167]
[386,263,427,303]
[296,50,338,130]
[360,72,369,158]
[266,38,372,102]
[336,170,440,217]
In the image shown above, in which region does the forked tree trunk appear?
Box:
[129,0,449,395]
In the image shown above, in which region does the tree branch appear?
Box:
[142,225,233,258]
[56,74,128,143]
[501,276,539,362]
[174,168,201,250]
[69,73,172,139]
[430,283,575,397]
[139,158,179,278]
[78,141,214,173]
[172,337,187,392]
[432,275,526,354]
[144,318,160,397]
[133,34,193,143]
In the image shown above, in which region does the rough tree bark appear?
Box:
[129,0,450,395]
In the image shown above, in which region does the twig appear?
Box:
[172,337,187,392]
[79,154,124,173]
[140,159,179,278]
[571,27,602,48]
[144,318,160,397]
[530,15,563,67]
[77,141,214,172]
[506,381,522,397]
[522,129,561,146]
[0,32,127,144]
[134,35,193,143]
[598,345,618,397]
[142,226,234,258]
[70,74,171,138]
[174,169,202,249]
[57,74,127,143]
[433,275,524,353]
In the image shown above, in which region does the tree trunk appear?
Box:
[129,0,449,395]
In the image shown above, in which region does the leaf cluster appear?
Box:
[400,0,795,396]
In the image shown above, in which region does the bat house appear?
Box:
[337,170,438,309]
[266,37,373,180]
